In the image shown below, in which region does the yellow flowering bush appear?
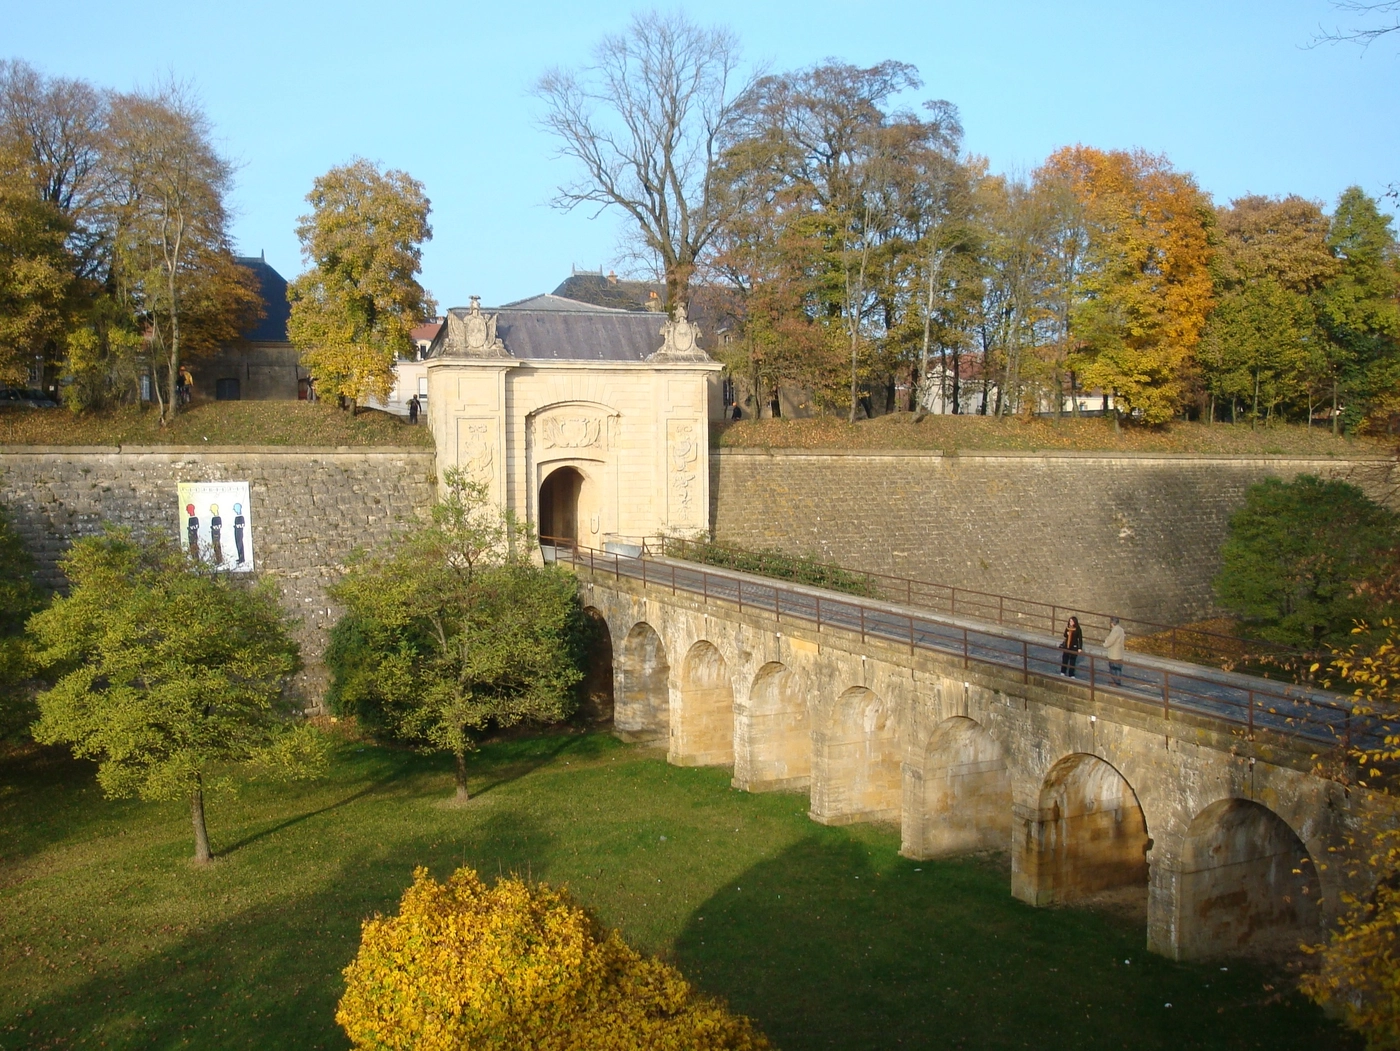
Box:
[337,865,772,1050]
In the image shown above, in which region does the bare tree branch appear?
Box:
[533,11,759,308]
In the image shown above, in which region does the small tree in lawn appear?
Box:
[329,469,586,801]
[27,528,319,863]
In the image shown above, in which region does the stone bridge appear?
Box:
[563,549,1383,962]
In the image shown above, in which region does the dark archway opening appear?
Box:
[539,467,583,546]
[580,607,615,725]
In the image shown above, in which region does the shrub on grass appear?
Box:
[337,865,771,1051]
[663,537,875,598]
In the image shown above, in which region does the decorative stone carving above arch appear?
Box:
[528,401,620,462]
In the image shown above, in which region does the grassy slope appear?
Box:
[716,413,1394,457]
[0,732,1354,1051]
[0,400,434,448]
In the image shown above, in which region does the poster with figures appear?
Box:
[177,481,254,572]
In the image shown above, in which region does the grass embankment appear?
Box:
[0,730,1352,1051]
[716,413,1394,456]
[0,400,434,448]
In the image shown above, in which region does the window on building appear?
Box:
[418,377,428,398]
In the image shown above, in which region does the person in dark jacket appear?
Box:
[408,395,420,424]
[1060,616,1083,677]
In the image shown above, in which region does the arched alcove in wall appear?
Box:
[1177,798,1322,959]
[616,621,669,742]
[734,661,811,791]
[1027,753,1150,906]
[811,686,901,824]
[909,716,1010,858]
[673,640,735,767]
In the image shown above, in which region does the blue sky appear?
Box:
[3,0,1396,307]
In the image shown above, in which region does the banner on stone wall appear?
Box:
[177,481,254,573]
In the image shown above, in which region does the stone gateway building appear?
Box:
[425,295,721,547]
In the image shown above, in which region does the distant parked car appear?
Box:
[0,388,60,408]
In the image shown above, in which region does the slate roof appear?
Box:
[235,255,291,343]
[551,273,665,312]
[434,295,675,362]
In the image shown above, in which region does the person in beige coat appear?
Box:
[1104,617,1126,686]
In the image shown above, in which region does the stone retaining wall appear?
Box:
[0,446,437,705]
[709,448,1399,626]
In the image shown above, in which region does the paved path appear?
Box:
[552,545,1360,748]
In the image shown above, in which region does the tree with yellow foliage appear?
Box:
[1301,621,1400,1049]
[288,159,435,412]
[1038,146,1215,424]
[338,865,772,1051]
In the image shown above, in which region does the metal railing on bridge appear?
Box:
[541,536,1356,749]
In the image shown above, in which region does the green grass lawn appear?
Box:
[715,413,1393,457]
[0,400,433,448]
[0,731,1356,1051]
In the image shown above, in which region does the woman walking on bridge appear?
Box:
[1060,616,1083,678]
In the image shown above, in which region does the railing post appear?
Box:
[907,577,912,606]
[962,626,969,670]
[1089,655,1096,703]
[1248,689,1254,734]
[860,605,866,644]
[671,563,676,596]
[702,570,708,604]
[909,614,915,656]
[1163,672,1171,717]
[1022,640,1029,684]
[738,578,743,615]
[816,594,822,632]
[776,587,782,623]
[641,556,647,588]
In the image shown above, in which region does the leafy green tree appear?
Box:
[27,529,317,863]
[288,159,435,412]
[1317,187,1400,433]
[329,470,587,801]
[1214,476,1400,646]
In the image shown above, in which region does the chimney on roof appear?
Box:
[261,249,265,261]
[607,270,618,284]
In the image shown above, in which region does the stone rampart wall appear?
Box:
[710,448,1399,626]
[0,446,437,705]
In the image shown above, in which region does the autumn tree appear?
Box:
[27,529,318,863]
[287,159,434,411]
[534,11,757,309]
[339,865,771,1050]
[327,470,586,801]
[104,83,260,421]
[0,503,41,737]
[1038,146,1215,424]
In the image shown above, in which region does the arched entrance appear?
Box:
[674,640,735,767]
[733,662,811,792]
[810,686,901,825]
[1176,798,1322,958]
[539,466,583,546]
[1017,753,1149,907]
[616,622,669,742]
[904,716,1010,859]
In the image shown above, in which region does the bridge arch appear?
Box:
[811,686,901,825]
[903,716,1010,859]
[733,661,811,792]
[1018,753,1150,907]
[616,621,669,742]
[1176,798,1322,959]
[579,607,614,723]
[672,640,735,767]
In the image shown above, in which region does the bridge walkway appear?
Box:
[547,543,1357,748]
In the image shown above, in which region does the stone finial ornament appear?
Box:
[443,296,509,357]
[648,301,710,363]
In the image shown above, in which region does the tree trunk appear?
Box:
[1332,374,1339,436]
[454,749,470,802]
[191,777,212,864]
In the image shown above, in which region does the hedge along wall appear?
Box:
[709,448,1400,628]
[0,446,437,707]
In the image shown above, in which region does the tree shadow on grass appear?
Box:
[215,773,408,859]
[672,832,1357,1051]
